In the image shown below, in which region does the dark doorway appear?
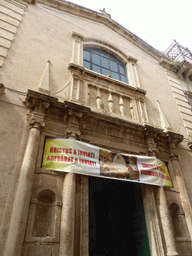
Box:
[89,177,151,256]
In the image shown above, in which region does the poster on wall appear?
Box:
[42,138,172,187]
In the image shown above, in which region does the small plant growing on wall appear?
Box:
[172,60,184,73]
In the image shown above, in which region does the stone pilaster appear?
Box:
[144,126,179,255]
[168,132,192,242]
[142,185,165,256]
[4,98,50,256]
[156,187,179,256]
[59,109,82,256]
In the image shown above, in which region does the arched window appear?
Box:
[83,48,128,83]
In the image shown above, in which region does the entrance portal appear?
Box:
[89,177,151,256]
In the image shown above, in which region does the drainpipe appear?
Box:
[184,76,190,91]
[184,90,192,111]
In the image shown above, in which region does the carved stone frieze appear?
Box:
[24,90,184,159]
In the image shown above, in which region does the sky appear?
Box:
[69,0,191,53]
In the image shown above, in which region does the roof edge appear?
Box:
[36,0,169,61]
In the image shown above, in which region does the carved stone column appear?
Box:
[4,99,49,256]
[59,109,82,256]
[156,187,179,256]
[144,127,179,255]
[142,185,165,256]
[168,133,192,242]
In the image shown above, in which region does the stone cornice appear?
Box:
[25,89,58,106]
[159,59,176,73]
[160,58,192,78]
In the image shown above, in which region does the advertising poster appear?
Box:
[42,138,172,187]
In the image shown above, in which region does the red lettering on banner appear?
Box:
[46,155,74,162]
[79,158,96,166]
[141,170,170,181]
[78,150,95,159]
[49,147,73,154]
[141,163,165,173]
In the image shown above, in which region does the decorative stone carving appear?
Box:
[119,96,125,117]
[144,125,160,156]
[167,131,183,159]
[66,109,82,139]
[96,88,102,110]
[108,93,113,113]
[26,100,50,129]
[68,63,146,123]
[38,60,51,95]
[156,99,171,132]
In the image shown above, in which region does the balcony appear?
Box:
[68,63,149,125]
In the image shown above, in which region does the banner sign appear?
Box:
[42,138,172,187]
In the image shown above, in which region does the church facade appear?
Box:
[1,0,192,255]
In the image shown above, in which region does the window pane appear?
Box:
[120,75,127,83]
[83,48,128,83]
[110,61,118,72]
[83,60,90,69]
[101,57,109,69]
[92,64,101,73]
[102,68,110,76]
[119,64,125,75]
[83,50,90,61]
[111,72,119,80]
[92,53,100,65]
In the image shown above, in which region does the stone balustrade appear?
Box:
[68,63,149,125]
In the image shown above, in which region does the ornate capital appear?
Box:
[66,109,82,139]
[144,125,161,156]
[167,131,183,159]
[146,137,158,156]
[28,101,50,129]
[25,91,52,129]
[29,111,45,129]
